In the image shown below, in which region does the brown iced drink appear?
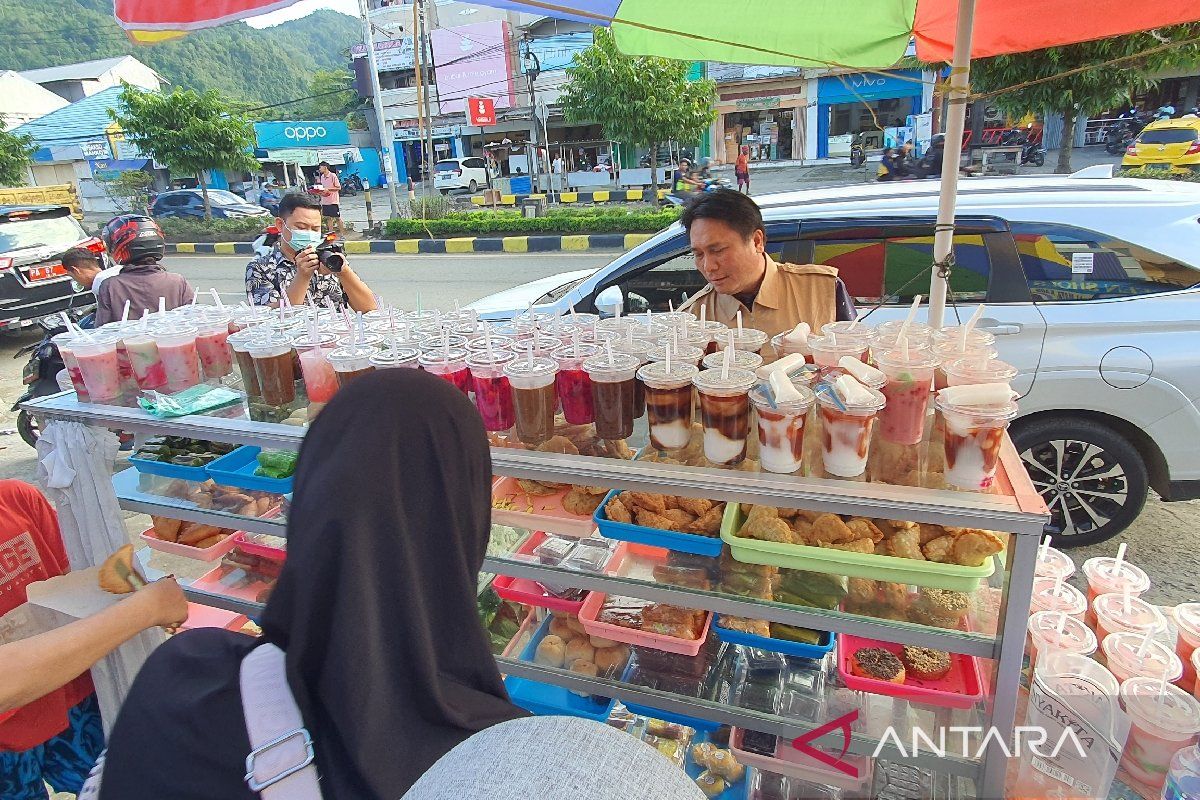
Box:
[584,351,641,440]
[327,345,377,389]
[247,334,297,407]
[639,361,699,452]
[692,367,758,466]
[505,356,559,446]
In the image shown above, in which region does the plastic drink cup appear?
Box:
[692,367,758,466]
[103,324,137,391]
[1173,605,1200,691]
[1193,651,1200,701]
[821,321,876,350]
[407,309,441,326]
[647,342,705,368]
[874,320,933,344]
[727,327,769,353]
[816,383,886,478]
[468,351,516,432]
[771,330,813,363]
[875,349,939,445]
[1119,676,1200,789]
[553,343,600,425]
[751,381,816,474]
[504,356,559,445]
[583,351,641,440]
[639,361,700,452]
[195,318,234,380]
[1164,744,1200,800]
[229,306,273,334]
[1093,594,1168,646]
[1035,544,1076,581]
[1105,633,1183,685]
[807,334,868,368]
[932,342,997,389]
[934,393,1018,491]
[420,347,472,395]
[227,330,264,400]
[508,336,563,358]
[701,349,763,372]
[51,332,89,400]
[292,332,339,405]
[247,334,297,406]
[1029,577,1089,621]
[1082,556,1151,624]
[613,339,652,419]
[326,345,376,389]
[686,321,728,355]
[122,329,166,391]
[944,355,1018,388]
[337,332,385,349]
[73,337,122,401]
[153,326,201,393]
[1027,611,1098,671]
[869,334,933,365]
[369,347,420,370]
[465,335,513,354]
[932,325,996,350]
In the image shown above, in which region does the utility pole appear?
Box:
[357,0,400,219]
[417,0,438,170]
[522,37,542,192]
[411,0,429,194]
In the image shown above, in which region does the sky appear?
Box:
[245,0,359,29]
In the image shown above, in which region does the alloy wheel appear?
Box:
[1019,439,1128,539]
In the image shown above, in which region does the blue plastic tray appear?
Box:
[593,490,724,558]
[129,452,211,482]
[205,447,294,494]
[712,617,835,660]
[503,615,617,722]
[686,731,750,799]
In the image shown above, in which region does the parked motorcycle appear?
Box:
[252,224,282,258]
[999,126,1046,167]
[849,137,867,168]
[340,174,365,197]
[1105,114,1150,154]
[12,310,86,447]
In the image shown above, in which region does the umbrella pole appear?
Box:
[928,0,977,329]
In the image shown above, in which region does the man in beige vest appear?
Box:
[678,190,855,353]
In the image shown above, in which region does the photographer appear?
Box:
[245,192,377,312]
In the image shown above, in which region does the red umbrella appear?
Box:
[113,0,303,31]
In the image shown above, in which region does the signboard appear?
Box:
[735,96,781,110]
[351,37,415,72]
[468,97,496,126]
[253,121,351,149]
[817,69,923,105]
[80,140,109,158]
[431,21,515,114]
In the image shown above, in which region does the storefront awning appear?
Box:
[260,148,356,167]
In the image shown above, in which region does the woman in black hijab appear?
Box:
[98,369,525,799]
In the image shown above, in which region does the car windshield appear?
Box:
[535,276,590,305]
[1139,128,1198,145]
[434,161,460,172]
[0,214,85,252]
[208,191,247,206]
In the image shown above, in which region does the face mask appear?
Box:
[284,224,321,251]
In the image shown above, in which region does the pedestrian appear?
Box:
[552,153,564,191]
[93,215,194,326]
[0,480,186,800]
[315,161,343,236]
[245,192,377,311]
[877,147,896,182]
[90,370,527,799]
[735,144,751,193]
[259,180,281,216]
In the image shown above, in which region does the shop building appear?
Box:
[252,120,380,189]
[812,69,933,159]
[709,65,807,163]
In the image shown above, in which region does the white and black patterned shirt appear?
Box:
[245,246,345,308]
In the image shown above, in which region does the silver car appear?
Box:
[468,172,1200,545]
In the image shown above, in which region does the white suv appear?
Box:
[434,157,489,194]
[469,172,1200,546]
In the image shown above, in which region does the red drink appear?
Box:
[875,350,938,445]
[556,368,594,424]
[196,323,234,379]
[420,348,472,396]
[474,374,515,431]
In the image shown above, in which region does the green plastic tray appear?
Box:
[719,503,996,591]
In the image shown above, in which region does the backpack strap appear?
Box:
[240,643,324,799]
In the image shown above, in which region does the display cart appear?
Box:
[23,390,1048,798]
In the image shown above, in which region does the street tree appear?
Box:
[111,87,257,219]
[0,115,36,186]
[297,70,363,126]
[560,28,716,206]
[95,169,155,214]
[969,26,1200,173]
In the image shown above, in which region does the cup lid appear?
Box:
[816,380,887,412]
[291,331,338,348]
[328,344,377,360]
[467,349,516,367]
[637,360,699,387]
[465,335,513,352]
[1035,545,1076,581]
[1105,633,1184,683]
[945,355,1018,382]
[751,381,816,413]
[582,351,641,374]
[807,334,868,354]
[419,334,469,351]
[685,320,728,335]
[418,347,469,367]
[1082,557,1151,593]
[153,323,199,338]
[933,392,1019,419]
[503,355,559,380]
[1121,676,1200,734]
[873,348,941,371]
[552,342,601,362]
[370,347,420,366]
[701,349,763,372]
[1027,610,1097,654]
[1030,577,1088,615]
[1093,593,1166,633]
[932,339,998,361]
[820,321,875,342]
[227,328,266,349]
[876,320,933,337]
[612,338,654,357]
[933,326,997,348]
[509,335,563,353]
[723,328,769,349]
[646,342,704,364]
[407,310,441,323]
[692,366,758,393]
[1174,603,1200,640]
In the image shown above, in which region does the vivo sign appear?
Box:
[254,121,350,149]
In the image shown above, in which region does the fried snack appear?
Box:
[178,523,224,546]
[687,504,725,536]
[579,485,608,496]
[549,616,575,640]
[879,582,910,610]
[193,535,225,549]
[562,486,605,516]
[811,514,855,545]
[914,588,971,622]
[738,505,795,544]
[823,537,875,554]
[918,523,948,545]
[901,646,952,680]
[677,496,713,517]
[847,578,878,605]
[846,517,885,543]
[604,495,632,524]
[696,772,726,798]
[788,518,815,546]
[594,645,629,675]
[952,529,1005,567]
[850,647,905,684]
[886,528,925,560]
[719,616,772,637]
[150,515,183,542]
[536,435,580,456]
[692,742,717,769]
[660,508,697,527]
[516,478,560,497]
[922,535,956,563]
[624,492,666,513]
[534,635,566,668]
[635,508,678,531]
[874,540,891,556]
[98,545,145,594]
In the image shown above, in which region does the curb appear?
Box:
[167,232,655,256]
[469,188,671,206]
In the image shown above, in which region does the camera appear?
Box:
[315,236,346,272]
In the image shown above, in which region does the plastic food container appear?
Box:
[578,592,712,656]
[232,531,287,560]
[713,616,834,660]
[730,727,871,791]
[503,615,618,721]
[490,476,597,538]
[593,489,724,557]
[836,633,984,709]
[720,504,996,592]
[206,446,295,494]
[491,531,626,614]
[139,525,240,561]
[129,451,213,483]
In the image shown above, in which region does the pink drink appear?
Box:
[875,350,939,445]
[1035,544,1076,581]
[468,351,515,432]
[1029,577,1088,621]
[932,341,997,390]
[1093,593,1167,645]
[154,327,201,393]
[1104,633,1183,685]
[807,334,868,368]
[553,343,600,425]
[1174,605,1200,691]
[1082,557,1150,625]
[420,348,472,395]
[123,331,166,390]
[196,321,234,380]
[1026,611,1097,673]
[293,333,340,405]
[74,338,122,401]
[52,332,88,400]
[1120,677,1200,790]
[935,394,1019,491]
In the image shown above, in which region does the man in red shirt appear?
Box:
[315,161,343,236]
[0,480,185,799]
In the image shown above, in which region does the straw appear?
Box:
[668,299,674,313]
[899,294,922,340]
[67,320,97,343]
[626,326,635,348]
[485,329,495,361]
[727,329,735,351]
[120,300,130,324]
[736,310,743,334]
[416,292,422,315]
[605,339,615,367]
[721,346,732,381]
[699,304,705,326]
[829,330,837,347]
[210,289,225,310]
[569,303,578,323]
[308,308,318,344]
[443,328,451,360]
[454,298,460,313]
[1136,632,1153,659]
[1124,585,1132,615]
[158,297,166,318]
[525,343,533,369]
[1039,536,1051,564]
[356,312,366,346]
[665,341,672,373]
[898,333,910,361]
[1053,574,1064,599]
[1157,676,1169,708]
[1109,542,1127,578]
[960,304,986,351]
[1055,612,1067,636]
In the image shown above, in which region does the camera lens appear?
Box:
[320,251,345,272]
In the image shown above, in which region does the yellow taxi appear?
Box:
[1122,116,1200,175]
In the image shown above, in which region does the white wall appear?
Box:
[102,57,161,93]
[0,71,68,129]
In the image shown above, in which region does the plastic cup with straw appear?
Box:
[691,344,757,465]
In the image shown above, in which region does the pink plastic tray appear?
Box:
[232,532,287,560]
[501,612,539,660]
[192,561,276,605]
[577,591,712,656]
[729,727,870,791]
[491,476,598,538]
[139,526,240,561]
[179,602,240,631]
[836,634,984,710]
[492,532,627,613]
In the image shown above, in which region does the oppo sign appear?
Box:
[254,121,350,149]
[284,125,327,141]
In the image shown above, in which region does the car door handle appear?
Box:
[980,323,1021,335]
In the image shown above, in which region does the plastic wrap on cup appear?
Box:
[692,367,758,466]
[639,360,700,452]
[505,356,559,446]
[751,379,816,474]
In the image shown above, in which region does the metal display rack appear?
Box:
[24,390,1049,797]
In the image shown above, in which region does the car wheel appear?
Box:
[469,180,478,193]
[440,189,450,196]
[1011,417,1148,547]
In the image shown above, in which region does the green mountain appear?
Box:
[1,0,361,111]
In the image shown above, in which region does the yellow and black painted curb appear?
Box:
[167,232,655,256]
[469,189,671,206]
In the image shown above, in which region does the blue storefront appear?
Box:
[252,120,382,187]
[816,70,925,159]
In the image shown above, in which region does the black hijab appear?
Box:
[99,369,523,800]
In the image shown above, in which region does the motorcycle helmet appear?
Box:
[102,214,166,265]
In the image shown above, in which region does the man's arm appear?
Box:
[337,263,378,312]
[0,578,187,713]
